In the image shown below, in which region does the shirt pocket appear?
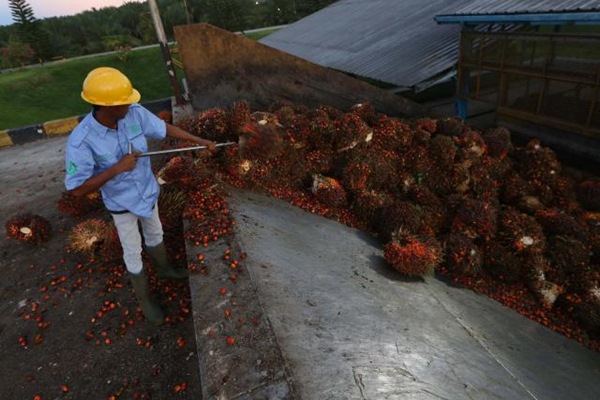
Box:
[94,148,119,170]
[129,131,148,153]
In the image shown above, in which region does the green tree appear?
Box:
[8,0,51,61]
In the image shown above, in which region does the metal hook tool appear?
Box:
[137,141,237,157]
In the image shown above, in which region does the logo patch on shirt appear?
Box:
[67,161,78,176]
[128,123,142,136]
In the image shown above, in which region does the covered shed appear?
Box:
[436,1,600,142]
[259,0,474,92]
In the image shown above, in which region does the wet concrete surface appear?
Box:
[225,189,600,400]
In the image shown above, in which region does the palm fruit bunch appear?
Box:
[238,121,284,160]
[482,126,513,160]
[375,200,425,242]
[535,208,590,243]
[220,145,254,183]
[411,117,437,143]
[68,219,117,258]
[577,179,600,212]
[311,174,348,208]
[370,117,413,152]
[451,198,498,242]
[332,112,373,152]
[497,206,546,254]
[384,231,443,277]
[305,109,335,151]
[57,190,103,216]
[546,235,591,293]
[351,189,394,231]
[158,187,188,235]
[443,233,482,276]
[5,213,51,244]
[189,107,230,142]
[226,100,252,135]
[482,241,526,282]
[156,155,207,191]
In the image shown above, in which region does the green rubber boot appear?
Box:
[130,270,164,325]
[146,242,188,280]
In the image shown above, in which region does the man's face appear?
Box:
[107,104,130,120]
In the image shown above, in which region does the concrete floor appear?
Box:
[220,189,600,400]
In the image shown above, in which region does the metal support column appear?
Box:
[148,0,185,105]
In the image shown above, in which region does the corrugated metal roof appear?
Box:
[444,0,600,16]
[259,0,473,89]
[259,0,600,89]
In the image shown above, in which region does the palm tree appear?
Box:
[8,0,51,61]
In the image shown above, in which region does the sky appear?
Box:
[1,0,144,27]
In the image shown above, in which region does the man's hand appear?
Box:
[115,152,139,173]
[204,140,217,152]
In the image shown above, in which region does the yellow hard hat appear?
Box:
[81,67,141,106]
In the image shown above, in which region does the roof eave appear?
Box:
[435,12,600,25]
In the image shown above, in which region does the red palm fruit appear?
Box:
[351,189,393,229]
[311,174,348,208]
[227,100,251,134]
[317,104,344,121]
[573,301,600,338]
[482,126,513,160]
[341,160,371,193]
[370,117,412,151]
[453,129,487,160]
[238,121,284,160]
[497,207,546,253]
[273,104,297,128]
[194,107,230,141]
[546,235,591,292]
[5,214,52,244]
[156,110,173,124]
[408,187,448,236]
[482,242,525,282]
[375,201,424,243]
[577,179,600,212]
[384,232,443,277]
[451,198,498,241]
[411,117,437,142]
[350,102,380,126]
[535,208,589,243]
[305,110,335,151]
[435,116,466,137]
[332,113,373,152]
[500,170,535,206]
[57,190,103,216]
[582,212,600,264]
[429,134,457,170]
[159,156,208,191]
[443,233,482,276]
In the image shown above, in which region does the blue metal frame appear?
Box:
[435,12,600,25]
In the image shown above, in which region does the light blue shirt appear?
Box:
[64,104,167,218]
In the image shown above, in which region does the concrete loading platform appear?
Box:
[187,188,600,400]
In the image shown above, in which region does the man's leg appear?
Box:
[141,205,188,280]
[112,212,164,324]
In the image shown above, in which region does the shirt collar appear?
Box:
[87,111,116,137]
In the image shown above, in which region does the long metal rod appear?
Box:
[138,142,237,157]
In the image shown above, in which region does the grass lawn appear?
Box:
[0,48,175,130]
[0,28,279,130]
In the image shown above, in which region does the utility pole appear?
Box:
[148,0,185,105]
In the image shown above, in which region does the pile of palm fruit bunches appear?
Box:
[19,99,595,348]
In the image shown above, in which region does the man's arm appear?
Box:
[69,153,138,197]
[165,123,217,151]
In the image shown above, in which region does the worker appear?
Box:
[64,66,216,324]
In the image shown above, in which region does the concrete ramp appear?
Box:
[190,188,600,399]
[173,23,434,118]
